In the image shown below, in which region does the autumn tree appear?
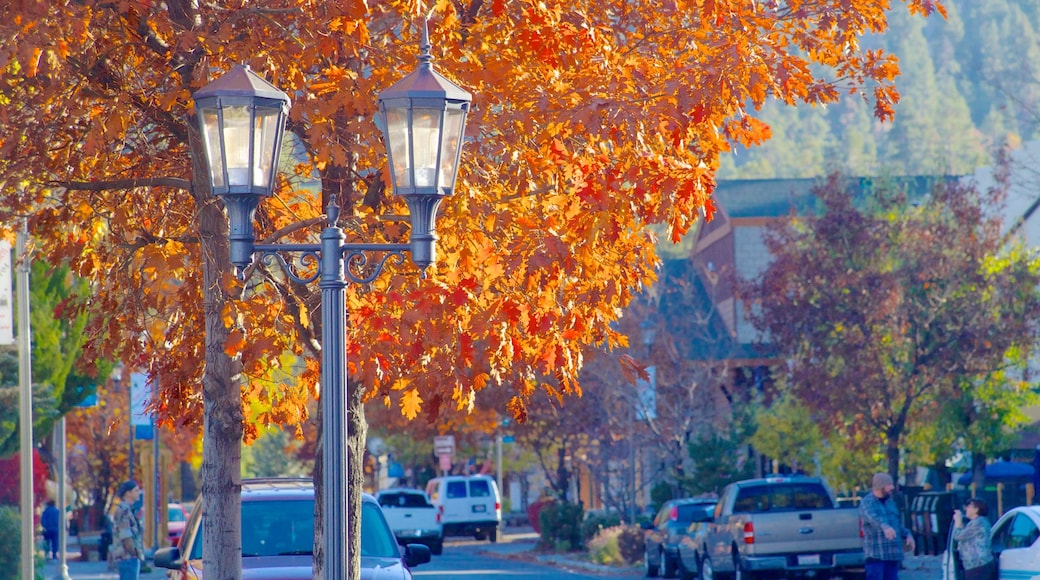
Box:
[0,261,92,457]
[0,1,946,578]
[741,173,1040,480]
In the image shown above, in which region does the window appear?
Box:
[733,483,833,513]
[241,499,314,557]
[359,502,401,558]
[447,481,468,499]
[469,480,491,498]
[1008,514,1040,549]
[168,507,186,522]
[379,492,430,508]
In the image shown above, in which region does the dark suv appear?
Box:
[643,497,717,578]
[154,477,431,579]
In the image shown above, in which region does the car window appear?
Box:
[168,507,186,522]
[469,480,491,498]
[992,517,1013,552]
[1008,514,1040,549]
[360,502,401,558]
[733,483,833,512]
[379,493,430,508]
[426,481,439,501]
[190,499,316,559]
[654,504,670,527]
[446,481,467,499]
[677,504,711,522]
[187,498,398,560]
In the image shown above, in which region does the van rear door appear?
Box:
[467,479,497,519]
[440,479,469,523]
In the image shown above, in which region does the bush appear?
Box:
[0,505,20,574]
[582,511,622,543]
[586,525,625,565]
[538,501,584,551]
[617,525,645,564]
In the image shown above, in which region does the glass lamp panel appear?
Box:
[199,107,226,189]
[411,108,442,188]
[253,106,282,189]
[385,107,412,189]
[221,105,253,187]
[437,108,466,188]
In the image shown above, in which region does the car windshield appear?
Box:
[168,507,186,522]
[188,498,400,560]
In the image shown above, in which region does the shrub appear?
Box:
[586,525,625,565]
[582,511,622,543]
[0,505,20,574]
[617,525,645,564]
[538,501,584,551]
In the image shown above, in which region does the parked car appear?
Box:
[643,498,716,578]
[375,488,444,555]
[154,477,432,579]
[168,503,188,547]
[988,505,1040,580]
[676,502,718,580]
[424,475,501,542]
[701,476,864,580]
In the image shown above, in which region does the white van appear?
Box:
[424,475,502,542]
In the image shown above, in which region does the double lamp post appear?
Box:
[191,23,471,579]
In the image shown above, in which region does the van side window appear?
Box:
[469,480,491,497]
[447,481,467,498]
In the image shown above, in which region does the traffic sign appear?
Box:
[434,435,455,456]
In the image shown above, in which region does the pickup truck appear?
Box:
[375,488,444,555]
[699,476,864,580]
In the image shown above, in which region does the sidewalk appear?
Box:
[36,537,166,580]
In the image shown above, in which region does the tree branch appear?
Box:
[60,178,192,192]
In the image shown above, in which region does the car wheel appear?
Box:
[678,555,697,580]
[429,539,443,556]
[699,556,714,580]
[646,549,660,577]
[663,549,678,578]
[488,528,497,543]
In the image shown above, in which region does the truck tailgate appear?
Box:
[743,508,862,554]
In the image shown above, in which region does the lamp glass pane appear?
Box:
[253,106,282,189]
[385,107,411,189]
[411,108,442,188]
[200,108,225,188]
[438,108,466,188]
[221,105,253,187]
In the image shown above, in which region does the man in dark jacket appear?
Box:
[40,499,60,560]
[859,473,916,580]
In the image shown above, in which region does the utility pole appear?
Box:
[17,219,34,580]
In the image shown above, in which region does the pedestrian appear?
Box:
[110,480,144,580]
[952,498,996,580]
[40,499,60,560]
[859,472,916,580]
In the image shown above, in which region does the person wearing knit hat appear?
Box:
[859,472,914,580]
[110,480,144,580]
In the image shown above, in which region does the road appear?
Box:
[414,529,644,579]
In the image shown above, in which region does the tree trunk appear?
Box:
[348,380,367,580]
[971,451,988,489]
[194,136,244,580]
[313,377,367,580]
[886,434,901,485]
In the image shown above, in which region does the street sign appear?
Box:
[434,435,455,456]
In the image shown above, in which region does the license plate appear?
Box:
[798,554,820,566]
[472,505,486,513]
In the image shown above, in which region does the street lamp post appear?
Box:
[192,21,470,580]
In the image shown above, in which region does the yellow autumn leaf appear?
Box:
[400,389,423,420]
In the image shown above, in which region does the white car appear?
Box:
[944,505,1040,580]
[991,505,1040,579]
